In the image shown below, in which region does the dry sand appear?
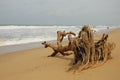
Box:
[0,28,120,80]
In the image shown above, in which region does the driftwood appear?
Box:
[42,41,73,57]
[57,31,76,49]
[75,25,95,66]
[42,25,115,71]
[94,34,115,62]
[42,31,76,57]
[71,26,115,71]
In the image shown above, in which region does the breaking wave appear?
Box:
[0,25,118,46]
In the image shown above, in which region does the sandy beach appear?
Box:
[0,28,120,80]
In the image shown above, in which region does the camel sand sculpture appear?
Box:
[42,25,115,71]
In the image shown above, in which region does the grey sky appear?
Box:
[0,0,120,25]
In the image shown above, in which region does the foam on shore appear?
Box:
[0,26,118,54]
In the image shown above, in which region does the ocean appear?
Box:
[0,25,118,46]
[0,25,118,54]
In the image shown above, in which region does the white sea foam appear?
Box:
[0,25,118,46]
[0,37,56,46]
[0,25,81,29]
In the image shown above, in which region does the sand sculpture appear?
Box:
[42,25,115,71]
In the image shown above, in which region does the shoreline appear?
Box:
[0,28,120,80]
[0,27,118,54]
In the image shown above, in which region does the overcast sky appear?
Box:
[0,0,120,25]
